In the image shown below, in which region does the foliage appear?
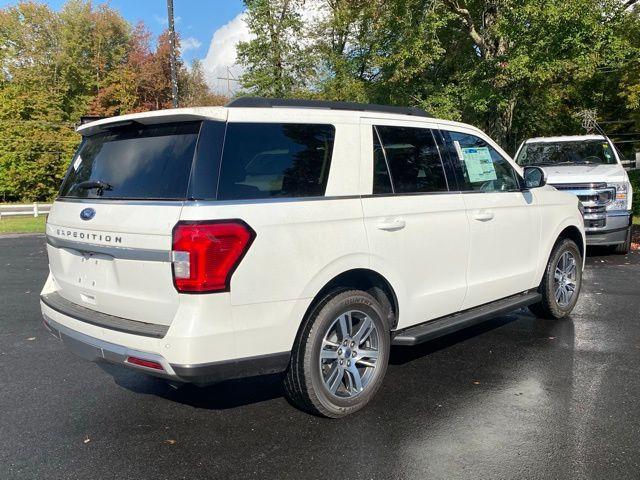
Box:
[236,0,315,96]
[238,0,640,153]
[0,0,224,202]
[629,169,640,216]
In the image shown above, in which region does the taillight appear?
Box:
[171,220,255,293]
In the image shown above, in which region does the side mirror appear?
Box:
[523,166,547,189]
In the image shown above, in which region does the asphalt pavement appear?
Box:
[1,234,639,479]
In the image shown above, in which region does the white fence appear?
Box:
[0,203,51,219]
[622,153,640,171]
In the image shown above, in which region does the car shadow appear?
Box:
[100,362,286,410]
[99,308,558,412]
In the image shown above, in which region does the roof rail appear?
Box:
[225,97,431,118]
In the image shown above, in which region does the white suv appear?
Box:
[41,98,585,417]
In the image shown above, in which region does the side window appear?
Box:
[217,123,335,200]
[372,128,393,194]
[441,130,520,192]
[374,125,448,194]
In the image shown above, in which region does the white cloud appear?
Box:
[201,13,251,95]
[181,36,202,53]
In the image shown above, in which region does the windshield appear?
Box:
[59,122,201,200]
[515,140,617,166]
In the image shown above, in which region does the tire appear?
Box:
[284,289,390,418]
[529,238,582,320]
[612,227,632,255]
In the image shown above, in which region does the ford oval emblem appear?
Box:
[80,208,96,221]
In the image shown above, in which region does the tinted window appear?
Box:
[372,128,393,194]
[374,125,448,194]
[59,122,201,200]
[217,123,335,200]
[515,140,617,166]
[441,131,520,192]
[188,121,226,200]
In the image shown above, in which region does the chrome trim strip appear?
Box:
[561,188,614,197]
[46,234,171,262]
[552,182,608,190]
[607,211,632,217]
[57,192,473,207]
[188,195,362,206]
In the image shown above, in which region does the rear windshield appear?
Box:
[515,140,617,166]
[59,122,201,200]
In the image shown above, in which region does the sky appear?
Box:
[0,0,249,94]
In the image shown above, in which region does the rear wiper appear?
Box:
[75,180,113,196]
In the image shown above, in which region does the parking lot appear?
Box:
[1,234,639,480]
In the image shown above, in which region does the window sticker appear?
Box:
[461,147,497,183]
[73,155,83,171]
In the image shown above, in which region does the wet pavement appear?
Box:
[1,235,639,479]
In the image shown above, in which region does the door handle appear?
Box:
[376,218,406,231]
[473,210,494,222]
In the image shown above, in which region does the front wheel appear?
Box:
[529,238,582,319]
[284,290,390,418]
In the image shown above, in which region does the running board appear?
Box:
[391,291,542,346]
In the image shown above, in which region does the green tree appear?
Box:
[237,0,313,96]
[238,0,640,153]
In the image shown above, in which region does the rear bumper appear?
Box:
[42,303,290,386]
[585,212,632,246]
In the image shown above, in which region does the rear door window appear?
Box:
[373,125,449,194]
[59,122,201,200]
[217,123,335,200]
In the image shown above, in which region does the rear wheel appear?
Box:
[529,238,582,319]
[284,290,390,418]
[612,227,632,255]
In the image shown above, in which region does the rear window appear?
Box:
[59,122,201,200]
[216,123,335,200]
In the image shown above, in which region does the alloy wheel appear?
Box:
[554,251,577,307]
[318,310,380,398]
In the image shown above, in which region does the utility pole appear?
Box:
[167,0,179,108]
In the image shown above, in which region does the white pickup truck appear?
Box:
[515,135,633,254]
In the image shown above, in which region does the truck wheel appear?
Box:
[612,227,632,255]
[529,238,582,320]
[284,289,390,418]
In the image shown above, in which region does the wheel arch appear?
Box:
[557,225,585,257]
[535,221,586,286]
[302,268,399,332]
